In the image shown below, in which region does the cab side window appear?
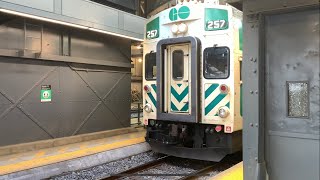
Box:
[204,47,230,79]
[145,52,157,80]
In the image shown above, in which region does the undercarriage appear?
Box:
[146,120,242,161]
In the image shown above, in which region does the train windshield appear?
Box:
[145,52,157,80]
[204,47,230,79]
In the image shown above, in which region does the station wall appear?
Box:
[0,19,132,146]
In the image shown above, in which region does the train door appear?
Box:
[265,10,319,180]
[167,44,191,114]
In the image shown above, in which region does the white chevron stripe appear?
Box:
[205,84,214,91]
[204,86,221,106]
[171,84,188,94]
[171,94,188,110]
[150,88,157,101]
[145,94,154,108]
[170,83,189,111]
[206,96,230,116]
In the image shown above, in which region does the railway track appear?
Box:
[101,153,241,180]
[101,156,171,180]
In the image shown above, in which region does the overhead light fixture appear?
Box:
[0,9,88,29]
[0,8,144,42]
[88,28,144,41]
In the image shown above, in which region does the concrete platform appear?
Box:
[211,162,243,180]
[0,127,148,180]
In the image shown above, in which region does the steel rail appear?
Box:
[100,156,171,180]
[179,152,243,180]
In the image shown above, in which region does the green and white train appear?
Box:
[142,0,243,161]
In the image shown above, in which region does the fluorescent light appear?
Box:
[0,9,88,29]
[88,28,143,41]
[0,8,144,41]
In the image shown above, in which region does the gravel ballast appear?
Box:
[51,151,163,180]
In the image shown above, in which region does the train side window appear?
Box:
[172,50,184,80]
[204,47,230,79]
[145,52,157,80]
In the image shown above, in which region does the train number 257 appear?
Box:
[147,30,158,38]
[207,20,226,29]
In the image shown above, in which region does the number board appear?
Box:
[146,17,159,39]
[205,8,229,31]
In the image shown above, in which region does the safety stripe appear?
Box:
[147,92,156,107]
[171,102,179,111]
[171,86,188,102]
[214,101,230,116]
[145,84,157,110]
[205,84,219,99]
[205,93,227,115]
[151,84,157,92]
[226,102,230,108]
[170,84,189,112]
[180,102,189,111]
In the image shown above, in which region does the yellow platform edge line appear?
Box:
[0,137,145,175]
[211,162,243,180]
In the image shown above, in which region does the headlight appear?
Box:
[218,107,229,118]
[178,23,188,33]
[171,24,178,34]
[144,103,152,113]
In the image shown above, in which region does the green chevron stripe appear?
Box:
[171,102,179,111]
[177,84,182,87]
[205,84,219,99]
[151,84,157,92]
[146,84,157,108]
[147,93,156,107]
[180,103,189,111]
[171,86,188,102]
[205,94,227,115]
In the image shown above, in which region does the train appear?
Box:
[142,0,243,161]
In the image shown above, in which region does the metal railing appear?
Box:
[131,101,143,125]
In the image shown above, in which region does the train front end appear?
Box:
[143,1,243,161]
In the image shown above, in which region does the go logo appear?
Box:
[43,91,50,98]
[169,6,190,21]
